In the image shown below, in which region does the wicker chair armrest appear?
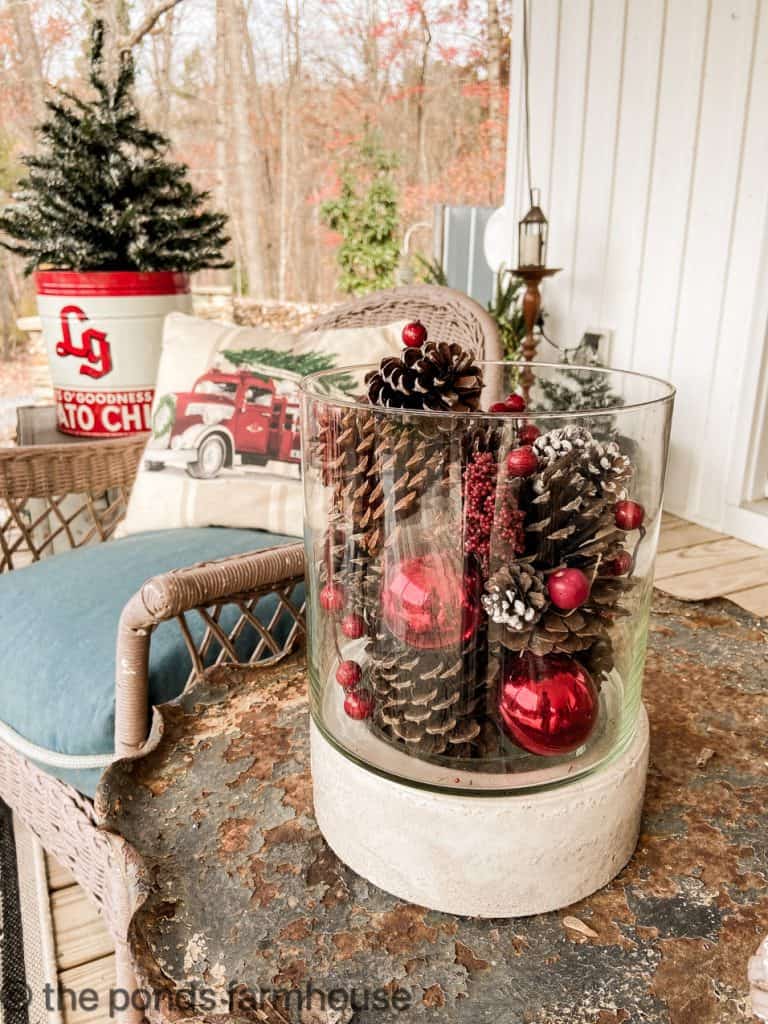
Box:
[0,434,145,501]
[115,542,306,757]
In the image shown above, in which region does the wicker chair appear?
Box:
[0,284,500,1018]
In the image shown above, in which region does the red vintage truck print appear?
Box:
[147,367,301,479]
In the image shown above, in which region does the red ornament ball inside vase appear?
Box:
[506,445,539,478]
[382,554,480,650]
[343,689,374,720]
[498,653,599,756]
[341,613,366,639]
[603,550,633,577]
[320,584,345,613]
[336,660,362,689]
[615,499,645,531]
[547,568,590,610]
[505,393,527,412]
[519,422,541,445]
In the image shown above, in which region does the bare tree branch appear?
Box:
[123,0,186,50]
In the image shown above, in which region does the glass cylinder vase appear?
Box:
[301,362,674,796]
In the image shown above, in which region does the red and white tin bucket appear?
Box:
[36,270,192,438]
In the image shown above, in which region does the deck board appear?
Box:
[52,884,113,971]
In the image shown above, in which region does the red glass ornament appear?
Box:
[341,613,366,639]
[547,568,590,610]
[489,401,511,414]
[498,653,598,756]
[381,554,480,650]
[505,393,527,412]
[402,321,428,348]
[336,660,362,689]
[603,550,633,577]
[319,583,344,613]
[344,688,374,720]
[615,499,645,531]
[519,423,541,445]
[506,445,539,478]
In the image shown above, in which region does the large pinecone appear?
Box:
[482,561,547,631]
[495,575,632,682]
[365,341,483,412]
[524,425,632,571]
[368,634,490,758]
[315,407,458,555]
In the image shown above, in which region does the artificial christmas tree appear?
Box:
[0,21,230,436]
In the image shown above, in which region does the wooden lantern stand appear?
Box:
[514,266,561,401]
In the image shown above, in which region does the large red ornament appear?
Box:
[547,568,590,610]
[498,653,598,756]
[615,499,645,531]
[506,445,539,478]
[402,321,428,348]
[381,554,480,650]
[344,689,374,720]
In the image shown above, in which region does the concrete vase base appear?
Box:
[310,706,650,918]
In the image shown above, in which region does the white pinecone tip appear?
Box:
[482,564,547,632]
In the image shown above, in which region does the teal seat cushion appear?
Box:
[0,528,301,797]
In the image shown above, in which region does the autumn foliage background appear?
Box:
[0,0,510,328]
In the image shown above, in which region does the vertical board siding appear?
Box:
[504,0,768,531]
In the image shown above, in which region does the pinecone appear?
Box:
[322,533,383,622]
[482,561,547,632]
[524,425,632,571]
[495,575,632,680]
[368,634,490,758]
[365,341,483,412]
[314,407,458,555]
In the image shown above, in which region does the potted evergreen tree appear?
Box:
[0,22,231,437]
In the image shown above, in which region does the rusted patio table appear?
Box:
[97,593,768,1024]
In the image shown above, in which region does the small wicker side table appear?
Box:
[97,593,768,1024]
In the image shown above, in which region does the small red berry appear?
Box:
[603,550,633,577]
[489,401,511,414]
[615,500,645,531]
[402,321,427,348]
[547,568,591,611]
[505,393,527,412]
[343,688,374,720]
[341,613,366,639]
[336,660,363,689]
[319,584,344,613]
[519,423,541,445]
[506,445,539,478]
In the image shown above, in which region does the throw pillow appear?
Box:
[119,312,409,537]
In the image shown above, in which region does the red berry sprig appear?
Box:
[336,660,363,689]
[320,583,344,613]
[547,568,591,610]
[615,500,645,531]
[344,689,374,720]
[506,445,539,478]
[402,321,427,348]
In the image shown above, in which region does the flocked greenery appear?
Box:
[0,21,231,274]
[321,132,400,296]
[537,335,621,412]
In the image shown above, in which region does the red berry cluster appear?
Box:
[463,451,527,575]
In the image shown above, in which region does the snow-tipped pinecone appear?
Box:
[524,425,632,571]
[365,341,483,412]
[368,636,489,758]
[482,561,547,632]
[497,575,632,679]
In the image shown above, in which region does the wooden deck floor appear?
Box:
[44,514,767,1018]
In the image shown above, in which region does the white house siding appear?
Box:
[499,0,768,541]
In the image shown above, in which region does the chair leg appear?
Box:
[114,938,146,1024]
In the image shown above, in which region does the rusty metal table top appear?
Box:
[97,593,768,1024]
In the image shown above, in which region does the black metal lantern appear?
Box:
[518,188,548,269]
